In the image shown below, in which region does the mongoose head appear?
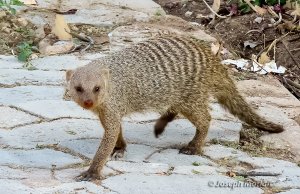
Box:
[66,67,109,110]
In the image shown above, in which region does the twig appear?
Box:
[286,78,300,89]
[290,48,300,52]
[200,0,227,19]
[282,77,300,97]
[268,12,282,27]
[280,40,300,70]
[236,171,281,177]
[65,29,95,52]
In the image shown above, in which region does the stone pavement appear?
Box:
[1,0,300,194]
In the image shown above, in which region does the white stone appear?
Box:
[0,106,39,128]
[0,86,64,106]
[102,173,263,194]
[31,55,90,71]
[0,149,82,168]
[0,179,33,194]
[279,189,300,194]
[0,69,64,86]
[106,161,169,174]
[15,100,96,119]
[35,182,114,194]
[185,11,193,17]
[203,144,248,160]
[0,119,102,148]
[0,55,23,69]
[173,165,225,175]
[147,149,215,166]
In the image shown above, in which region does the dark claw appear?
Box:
[111,147,126,160]
[75,169,101,182]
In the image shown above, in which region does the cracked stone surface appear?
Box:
[1,1,300,193]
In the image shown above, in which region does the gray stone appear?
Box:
[55,166,117,182]
[147,149,215,166]
[204,144,248,160]
[60,138,99,159]
[0,86,64,106]
[0,106,39,128]
[0,119,102,148]
[207,120,242,142]
[0,69,64,86]
[173,165,226,175]
[279,189,300,194]
[121,144,158,162]
[0,179,33,194]
[35,182,115,194]
[15,100,96,119]
[102,173,263,194]
[237,156,297,169]
[0,55,23,69]
[106,161,169,174]
[78,53,107,60]
[31,55,90,71]
[0,149,82,168]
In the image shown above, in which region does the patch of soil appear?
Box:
[155,0,300,99]
[0,11,37,55]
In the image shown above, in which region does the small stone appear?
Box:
[1,27,11,34]
[0,11,6,18]
[185,11,193,17]
[87,28,93,33]
[254,17,263,24]
[16,18,29,27]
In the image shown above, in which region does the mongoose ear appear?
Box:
[66,70,74,82]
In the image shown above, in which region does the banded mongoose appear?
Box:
[66,35,284,181]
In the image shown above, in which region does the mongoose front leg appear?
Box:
[111,128,127,160]
[76,107,121,181]
[154,108,178,138]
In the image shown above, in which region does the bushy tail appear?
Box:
[212,67,284,133]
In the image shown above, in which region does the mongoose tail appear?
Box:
[213,69,284,133]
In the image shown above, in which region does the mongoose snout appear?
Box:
[83,99,94,108]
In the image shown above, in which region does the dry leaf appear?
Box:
[52,14,72,41]
[212,0,221,12]
[20,0,37,5]
[258,52,271,64]
[290,2,300,16]
[244,0,267,15]
[284,0,297,9]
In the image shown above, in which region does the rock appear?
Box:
[0,118,101,148]
[0,106,39,129]
[147,149,215,166]
[254,17,263,24]
[279,189,300,194]
[106,161,169,174]
[1,27,11,34]
[0,179,33,194]
[0,69,64,87]
[173,165,226,175]
[203,145,248,160]
[0,86,64,106]
[16,18,29,27]
[14,100,96,119]
[0,149,82,168]
[39,37,75,56]
[31,55,90,71]
[0,55,23,69]
[185,11,193,17]
[102,173,263,194]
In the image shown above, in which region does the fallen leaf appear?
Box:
[290,2,300,16]
[258,52,271,64]
[52,14,72,41]
[244,40,258,49]
[212,0,221,12]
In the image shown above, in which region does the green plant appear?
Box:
[0,0,24,14]
[17,42,32,62]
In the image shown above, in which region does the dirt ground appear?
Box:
[155,0,300,99]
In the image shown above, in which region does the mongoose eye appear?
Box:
[94,86,100,93]
[75,86,83,93]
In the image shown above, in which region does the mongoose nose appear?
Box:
[84,100,93,108]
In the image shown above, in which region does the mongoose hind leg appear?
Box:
[154,108,178,138]
[76,106,121,181]
[179,103,211,155]
[111,128,127,160]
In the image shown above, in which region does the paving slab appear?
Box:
[147,149,215,166]
[0,86,64,106]
[173,165,226,175]
[35,182,116,194]
[0,149,82,168]
[106,161,169,174]
[279,189,300,194]
[203,144,248,160]
[0,179,33,194]
[0,119,102,149]
[0,69,64,86]
[14,100,96,119]
[0,106,39,129]
[0,55,23,69]
[102,173,263,194]
[31,55,91,71]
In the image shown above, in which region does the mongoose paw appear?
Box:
[75,169,102,182]
[111,147,126,160]
[179,146,202,155]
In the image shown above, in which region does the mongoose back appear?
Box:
[66,35,284,181]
